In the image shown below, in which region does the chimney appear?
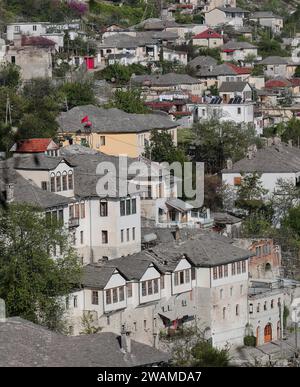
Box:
[5,183,14,203]
[226,159,233,170]
[288,139,293,147]
[120,325,131,353]
[0,299,6,323]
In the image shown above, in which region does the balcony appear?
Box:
[69,217,80,228]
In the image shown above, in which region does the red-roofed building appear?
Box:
[226,63,252,75]
[265,78,291,89]
[192,28,224,48]
[6,34,54,80]
[10,139,59,157]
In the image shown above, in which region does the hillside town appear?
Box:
[1,0,300,368]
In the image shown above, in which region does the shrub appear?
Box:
[244,335,256,347]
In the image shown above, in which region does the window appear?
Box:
[242,260,246,273]
[80,202,85,218]
[132,227,135,241]
[126,228,130,242]
[120,200,125,216]
[92,291,98,305]
[50,174,55,192]
[185,269,190,283]
[112,288,118,303]
[224,265,228,277]
[237,261,241,274]
[236,304,239,316]
[234,177,242,186]
[69,204,74,219]
[264,301,267,311]
[73,296,78,308]
[41,181,47,191]
[191,267,196,280]
[220,289,223,299]
[80,231,84,244]
[218,266,223,278]
[142,282,146,296]
[213,267,218,280]
[100,200,108,216]
[68,171,73,190]
[33,25,37,31]
[127,283,132,298]
[121,229,124,243]
[14,26,20,32]
[231,263,236,275]
[223,307,226,319]
[107,316,110,325]
[74,203,79,219]
[62,172,68,191]
[230,287,233,297]
[271,299,274,309]
[106,290,111,304]
[237,107,241,114]
[257,303,260,313]
[144,320,147,329]
[161,276,165,289]
[66,296,69,310]
[11,56,16,64]
[154,278,159,294]
[102,230,108,244]
[148,281,153,295]
[119,286,124,302]
[58,209,63,223]
[100,136,106,146]
[179,271,184,285]
[174,272,179,286]
[56,173,61,192]
[132,198,136,214]
[126,199,131,215]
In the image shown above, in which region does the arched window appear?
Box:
[265,263,272,272]
[50,173,55,192]
[56,172,61,192]
[62,171,68,191]
[68,171,73,190]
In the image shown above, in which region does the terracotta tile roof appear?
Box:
[290,78,300,87]
[226,63,252,75]
[21,35,55,47]
[193,28,223,40]
[12,138,57,153]
[265,78,291,88]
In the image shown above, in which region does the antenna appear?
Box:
[5,94,12,126]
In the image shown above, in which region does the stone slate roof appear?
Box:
[131,73,200,86]
[166,198,193,212]
[10,154,72,171]
[95,231,252,276]
[188,55,217,69]
[213,212,242,225]
[0,160,72,209]
[57,105,177,134]
[259,56,289,65]
[219,81,250,92]
[197,63,237,77]
[60,150,142,198]
[222,143,300,173]
[251,11,283,19]
[0,317,169,367]
[81,265,123,289]
[222,41,257,50]
[217,7,249,13]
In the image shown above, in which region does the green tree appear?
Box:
[59,81,96,110]
[0,203,82,332]
[80,311,102,335]
[236,172,269,213]
[144,129,187,164]
[192,119,261,174]
[109,88,149,114]
[283,205,300,237]
[96,63,150,84]
[0,63,21,89]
